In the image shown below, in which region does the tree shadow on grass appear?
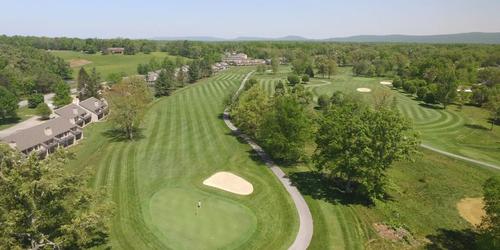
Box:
[464,123,490,131]
[0,116,21,126]
[101,128,146,142]
[288,171,374,206]
[419,103,444,110]
[425,228,478,250]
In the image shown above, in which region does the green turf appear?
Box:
[257,66,500,166]
[253,67,500,249]
[66,67,298,249]
[0,107,37,130]
[51,50,179,79]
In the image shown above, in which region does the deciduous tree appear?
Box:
[0,86,18,119]
[106,76,152,140]
[52,82,72,107]
[314,99,419,200]
[0,145,112,249]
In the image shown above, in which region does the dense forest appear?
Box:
[0,44,70,96]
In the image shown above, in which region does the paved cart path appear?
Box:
[223,71,313,250]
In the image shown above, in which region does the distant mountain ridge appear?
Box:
[152,32,500,44]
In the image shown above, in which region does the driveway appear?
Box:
[0,115,45,139]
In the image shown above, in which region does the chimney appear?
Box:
[94,101,99,107]
[44,127,53,136]
[72,108,78,115]
[69,118,75,125]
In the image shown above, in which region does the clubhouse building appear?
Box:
[1,97,109,159]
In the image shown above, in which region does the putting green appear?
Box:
[149,187,257,249]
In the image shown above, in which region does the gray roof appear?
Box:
[79,97,106,114]
[54,103,88,118]
[2,117,77,151]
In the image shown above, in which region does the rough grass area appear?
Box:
[65,68,298,249]
[51,50,180,78]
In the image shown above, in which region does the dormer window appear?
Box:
[44,127,53,136]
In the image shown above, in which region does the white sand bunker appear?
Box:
[356,87,372,93]
[203,172,253,195]
[380,81,392,86]
[457,197,486,226]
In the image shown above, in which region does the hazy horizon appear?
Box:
[1,0,500,39]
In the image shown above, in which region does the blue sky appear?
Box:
[1,0,499,39]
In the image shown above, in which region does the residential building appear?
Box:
[2,117,83,159]
[105,47,125,54]
[222,52,266,66]
[54,103,92,127]
[79,97,109,121]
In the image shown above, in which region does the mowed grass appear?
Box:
[253,67,500,249]
[66,67,298,249]
[51,50,177,78]
[257,66,500,166]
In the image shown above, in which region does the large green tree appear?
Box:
[155,68,175,97]
[232,85,270,137]
[258,95,312,164]
[0,145,112,249]
[78,67,101,100]
[0,86,18,119]
[477,176,500,249]
[314,100,419,199]
[52,82,72,107]
[106,76,152,140]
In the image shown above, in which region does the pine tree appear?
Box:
[155,69,174,96]
[77,67,91,99]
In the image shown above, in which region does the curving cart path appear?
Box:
[223,71,313,250]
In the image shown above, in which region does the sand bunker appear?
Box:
[380,81,392,86]
[203,172,253,195]
[356,87,372,93]
[457,197,486,226]
[69,59,92,68]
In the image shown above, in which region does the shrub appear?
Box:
[287,75,301,86]
[28,93,44,108]
[416,87,428,100]
[424,92,437,104]
[317,94,330,109]
[408,85,417,95]
[302,75,310,83]
[392,77,402,89]
[36,102,51,120]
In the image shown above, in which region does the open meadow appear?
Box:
[253,66,500,249]
[65,67,298,249]
[51,51,177,79]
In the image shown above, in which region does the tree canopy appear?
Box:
[0,145,112,249]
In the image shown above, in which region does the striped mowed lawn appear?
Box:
[256,66,500,167]
[67,67,298,249]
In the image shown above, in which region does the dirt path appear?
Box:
[224,71,313,250]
